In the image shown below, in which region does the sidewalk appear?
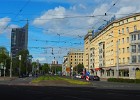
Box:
[0,77,17,81]
[100,78,108,81]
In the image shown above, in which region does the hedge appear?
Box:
[107,78,140,83]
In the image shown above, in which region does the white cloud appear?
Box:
[87,4,109,27]
[33,57,47,63]
[116,6,136,18]
[33,6,66,26]
[32,0,140,38]
[0,17,11,34]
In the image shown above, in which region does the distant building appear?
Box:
[49,57,62,75]
[62,49,84,76]
[52,57,58,64]
[11,23,28,58]
[62,56,68,76]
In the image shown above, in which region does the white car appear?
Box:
[75,74,81,78]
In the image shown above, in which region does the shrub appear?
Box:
[107,78,140,83]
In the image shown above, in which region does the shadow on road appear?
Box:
[0,84,140,100]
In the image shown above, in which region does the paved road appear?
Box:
[0,77,140,99]
[0,84,140,100]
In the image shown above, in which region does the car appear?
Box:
[75,74,81,79]
[89,75,100,81]
[81,74,86,79]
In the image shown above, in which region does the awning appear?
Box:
[95,68,101,71]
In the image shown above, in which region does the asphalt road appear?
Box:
[0,77,140,100]
[0,84,140,100]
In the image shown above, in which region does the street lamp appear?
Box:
[10,53,12,78]
[19,55,21,77]
[0,63,4,77]
[108,34,119,78]
[70,66,73,79]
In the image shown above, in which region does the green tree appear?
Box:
[51,65,62,75]
[74,63,84,74]
[16,49,29,75]
[0,46,10,76]
[42,63,50,74]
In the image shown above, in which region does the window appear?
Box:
[122,38,124,43]
[132,45,136,53]
[126,27,129,33]
[119,58,121,63]
[122,28,124,34]
[122,48,125,53]
[126,19,128,22]
[122,21,124,24]
[118,39,120,45]
[123,58,125,64]
[138,45,140,53]
[119,22,120,25]
[111,59,114,64]
[127,47,129,53]
[131,34,136,41]
[134,17,136,21]
[138,55,140,63]
[134,35,136,40]
[119,48,121,54]
[127,57,130,63]
[131,35,133,41]
[138,34,140,40]
[127,37,129,43]
[134,25,137,31]
[132,55,137,63]
[118,30,120,34]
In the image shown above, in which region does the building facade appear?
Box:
[84,13,140,79]
[11,23,28,58]
[63,49,84,76]
[62,56,68,76]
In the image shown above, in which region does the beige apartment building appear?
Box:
[84,13,140,79]
[62,49,84,76]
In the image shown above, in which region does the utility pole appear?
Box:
[19,55,21,76]
[10,53,12,78]
[116,40,119,78]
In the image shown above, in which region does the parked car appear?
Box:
[89,75,100,81]
[81,74,86,79]
[75,74,82,79]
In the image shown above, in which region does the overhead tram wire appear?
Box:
[2,0,31,32]
[90,0,120,29]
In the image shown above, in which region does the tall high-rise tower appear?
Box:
[11,23,28,58]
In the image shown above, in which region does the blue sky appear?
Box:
[0,0,140,64]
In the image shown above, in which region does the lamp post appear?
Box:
[116,40,119,78]
[0,63,4,77]
[4,58,9,80]
[71,66,73,79]
[10,53,12,78]
[109,35,119,78]
[19,55,21,77]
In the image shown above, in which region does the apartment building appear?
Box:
[84,13,140,79]
[62,56,68,76]
[11,23,28,58]
[63,49,84,76]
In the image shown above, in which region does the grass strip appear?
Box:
[32,75,90,85]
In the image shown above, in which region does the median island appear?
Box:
[31,75,91,87]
